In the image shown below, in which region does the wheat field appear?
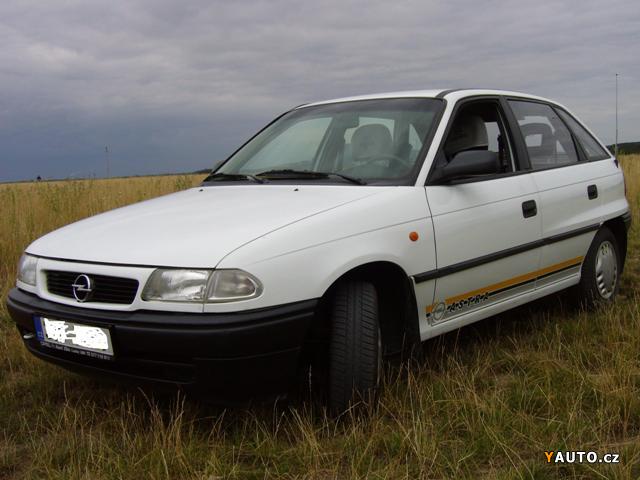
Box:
[1,159,639,479]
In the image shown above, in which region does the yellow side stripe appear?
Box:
[425,256,584,313]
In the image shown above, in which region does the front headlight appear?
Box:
[142,269,262,303]
[17,253,38,286]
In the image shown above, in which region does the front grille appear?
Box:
[46,270,139,305]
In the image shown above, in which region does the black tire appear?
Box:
[328,281,382,413]
[575,226,620,308]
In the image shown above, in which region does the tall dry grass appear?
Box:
[624,155,640,220]
[0,159,639,479]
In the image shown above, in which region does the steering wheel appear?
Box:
[341,154,411,177]
[367,153,409,170]
[344,154,408,170]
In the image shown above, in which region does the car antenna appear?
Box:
[615,73,619,159]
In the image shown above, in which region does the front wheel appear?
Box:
[575,227,620,308]
[328,281,382,413]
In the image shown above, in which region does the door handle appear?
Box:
[522,200,537,218]
[587,184,598,200]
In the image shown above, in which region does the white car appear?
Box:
[8,89,630,411]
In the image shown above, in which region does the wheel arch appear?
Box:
[602,215,628,272]
[312,261,421,358]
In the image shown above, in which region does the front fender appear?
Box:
[205,187,436,312]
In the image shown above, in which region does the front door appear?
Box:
[420,98,542,335]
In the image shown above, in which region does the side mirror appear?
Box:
[439,150,499,182]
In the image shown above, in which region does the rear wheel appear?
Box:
[328,281,382,413]
[575,227,620,308]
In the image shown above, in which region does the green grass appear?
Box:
[1,161,640,479]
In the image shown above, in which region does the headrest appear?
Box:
[520,123,553,138]
[520,122,556,156]
[351,124,393,160]
[445,114,488,158]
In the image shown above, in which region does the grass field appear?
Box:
[1,159,639,479]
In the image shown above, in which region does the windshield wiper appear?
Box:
[203,172,265,184]
[322,171,367,185]
[256,169,366,185]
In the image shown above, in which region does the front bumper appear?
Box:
[6,288,318,401]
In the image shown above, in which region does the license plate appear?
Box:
[34,316,114,360]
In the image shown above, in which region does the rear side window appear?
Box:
[556,109,610,161]
[509,100,579,170]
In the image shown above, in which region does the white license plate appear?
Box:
[34,316,114,360]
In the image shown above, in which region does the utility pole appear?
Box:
[615,73,619,158]
[105,146,110,178]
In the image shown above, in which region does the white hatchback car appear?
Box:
[8,89,630,411]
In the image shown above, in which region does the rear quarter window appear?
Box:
[555,109,610,161]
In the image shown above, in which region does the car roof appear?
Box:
[301,89,558,108]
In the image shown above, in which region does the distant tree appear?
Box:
[36,175,42,181]
[607,142,640,155]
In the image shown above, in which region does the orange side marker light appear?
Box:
[409,231,419,242]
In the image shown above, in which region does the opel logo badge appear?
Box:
[71,274,93,302]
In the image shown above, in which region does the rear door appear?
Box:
[421,97,542,328]
[506,99,608,288]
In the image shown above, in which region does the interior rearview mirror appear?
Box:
[439,150,500,182]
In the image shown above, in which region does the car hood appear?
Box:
[27,185,385,267]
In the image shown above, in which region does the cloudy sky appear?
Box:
[1,0,638,182]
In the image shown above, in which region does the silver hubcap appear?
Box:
[595,240,617,299]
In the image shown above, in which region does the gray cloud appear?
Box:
[1,0,638,181]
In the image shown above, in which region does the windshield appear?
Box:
[209,98,443,185]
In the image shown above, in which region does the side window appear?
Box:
[509,100,579,169]
[556,109,610,161]
[440,101,514,174]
